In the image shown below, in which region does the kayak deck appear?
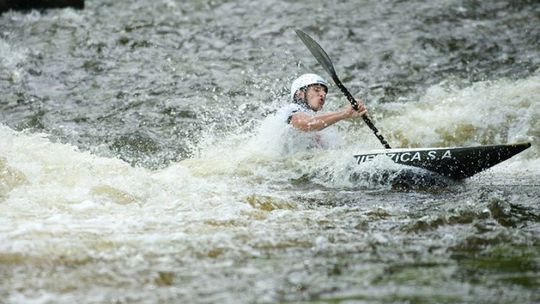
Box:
[353,142,531,180]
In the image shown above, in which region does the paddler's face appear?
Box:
[301,84,327,112]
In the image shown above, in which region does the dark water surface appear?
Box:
[1,0,539,303]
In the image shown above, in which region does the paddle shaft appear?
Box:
[333,76,392,149]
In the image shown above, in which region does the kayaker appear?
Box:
[282,73,367,131]
[271,73,368,153]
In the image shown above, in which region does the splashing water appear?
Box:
[1,1,540,303]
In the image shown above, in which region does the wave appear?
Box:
[376,73,539,156]
[1,73,538,202]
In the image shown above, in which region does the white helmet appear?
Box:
[290,73,329,101]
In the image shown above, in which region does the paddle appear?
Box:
[295,29,392,149]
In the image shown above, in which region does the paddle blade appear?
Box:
[295,29,337,78]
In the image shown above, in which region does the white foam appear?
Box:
[378,73,539,150]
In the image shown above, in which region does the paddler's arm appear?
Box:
[290,104,367,132]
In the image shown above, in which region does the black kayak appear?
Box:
[353,142,531,180]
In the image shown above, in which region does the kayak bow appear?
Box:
[353,142,531,179]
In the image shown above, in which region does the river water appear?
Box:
[1,0,539,303]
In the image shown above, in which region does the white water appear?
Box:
[2,71,539,210]
[379,73,539,151]
[2,77,539,303]
[2,73,538,245]
[1,11,539,301]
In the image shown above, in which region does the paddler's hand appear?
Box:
[343,99,368,119]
